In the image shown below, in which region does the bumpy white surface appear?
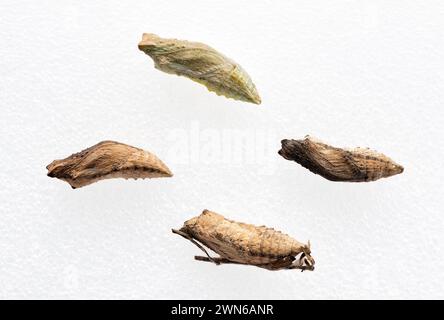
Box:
[1,1,444,299]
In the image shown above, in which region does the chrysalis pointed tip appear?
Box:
[138,33,159,50]
[251,95,261,105]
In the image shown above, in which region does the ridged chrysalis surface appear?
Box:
[278,136,404,182]
[47,140,173,188]
[138,33,261,104]
[173,210,314,271]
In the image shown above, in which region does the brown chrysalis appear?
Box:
[278,135,404,182]
[173,210,315,271]
[46,140,173,188]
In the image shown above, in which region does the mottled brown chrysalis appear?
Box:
[46,140,172,188]
[173,210,314,271]
[278,135,404,182]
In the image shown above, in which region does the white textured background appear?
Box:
[1,1,444,299]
